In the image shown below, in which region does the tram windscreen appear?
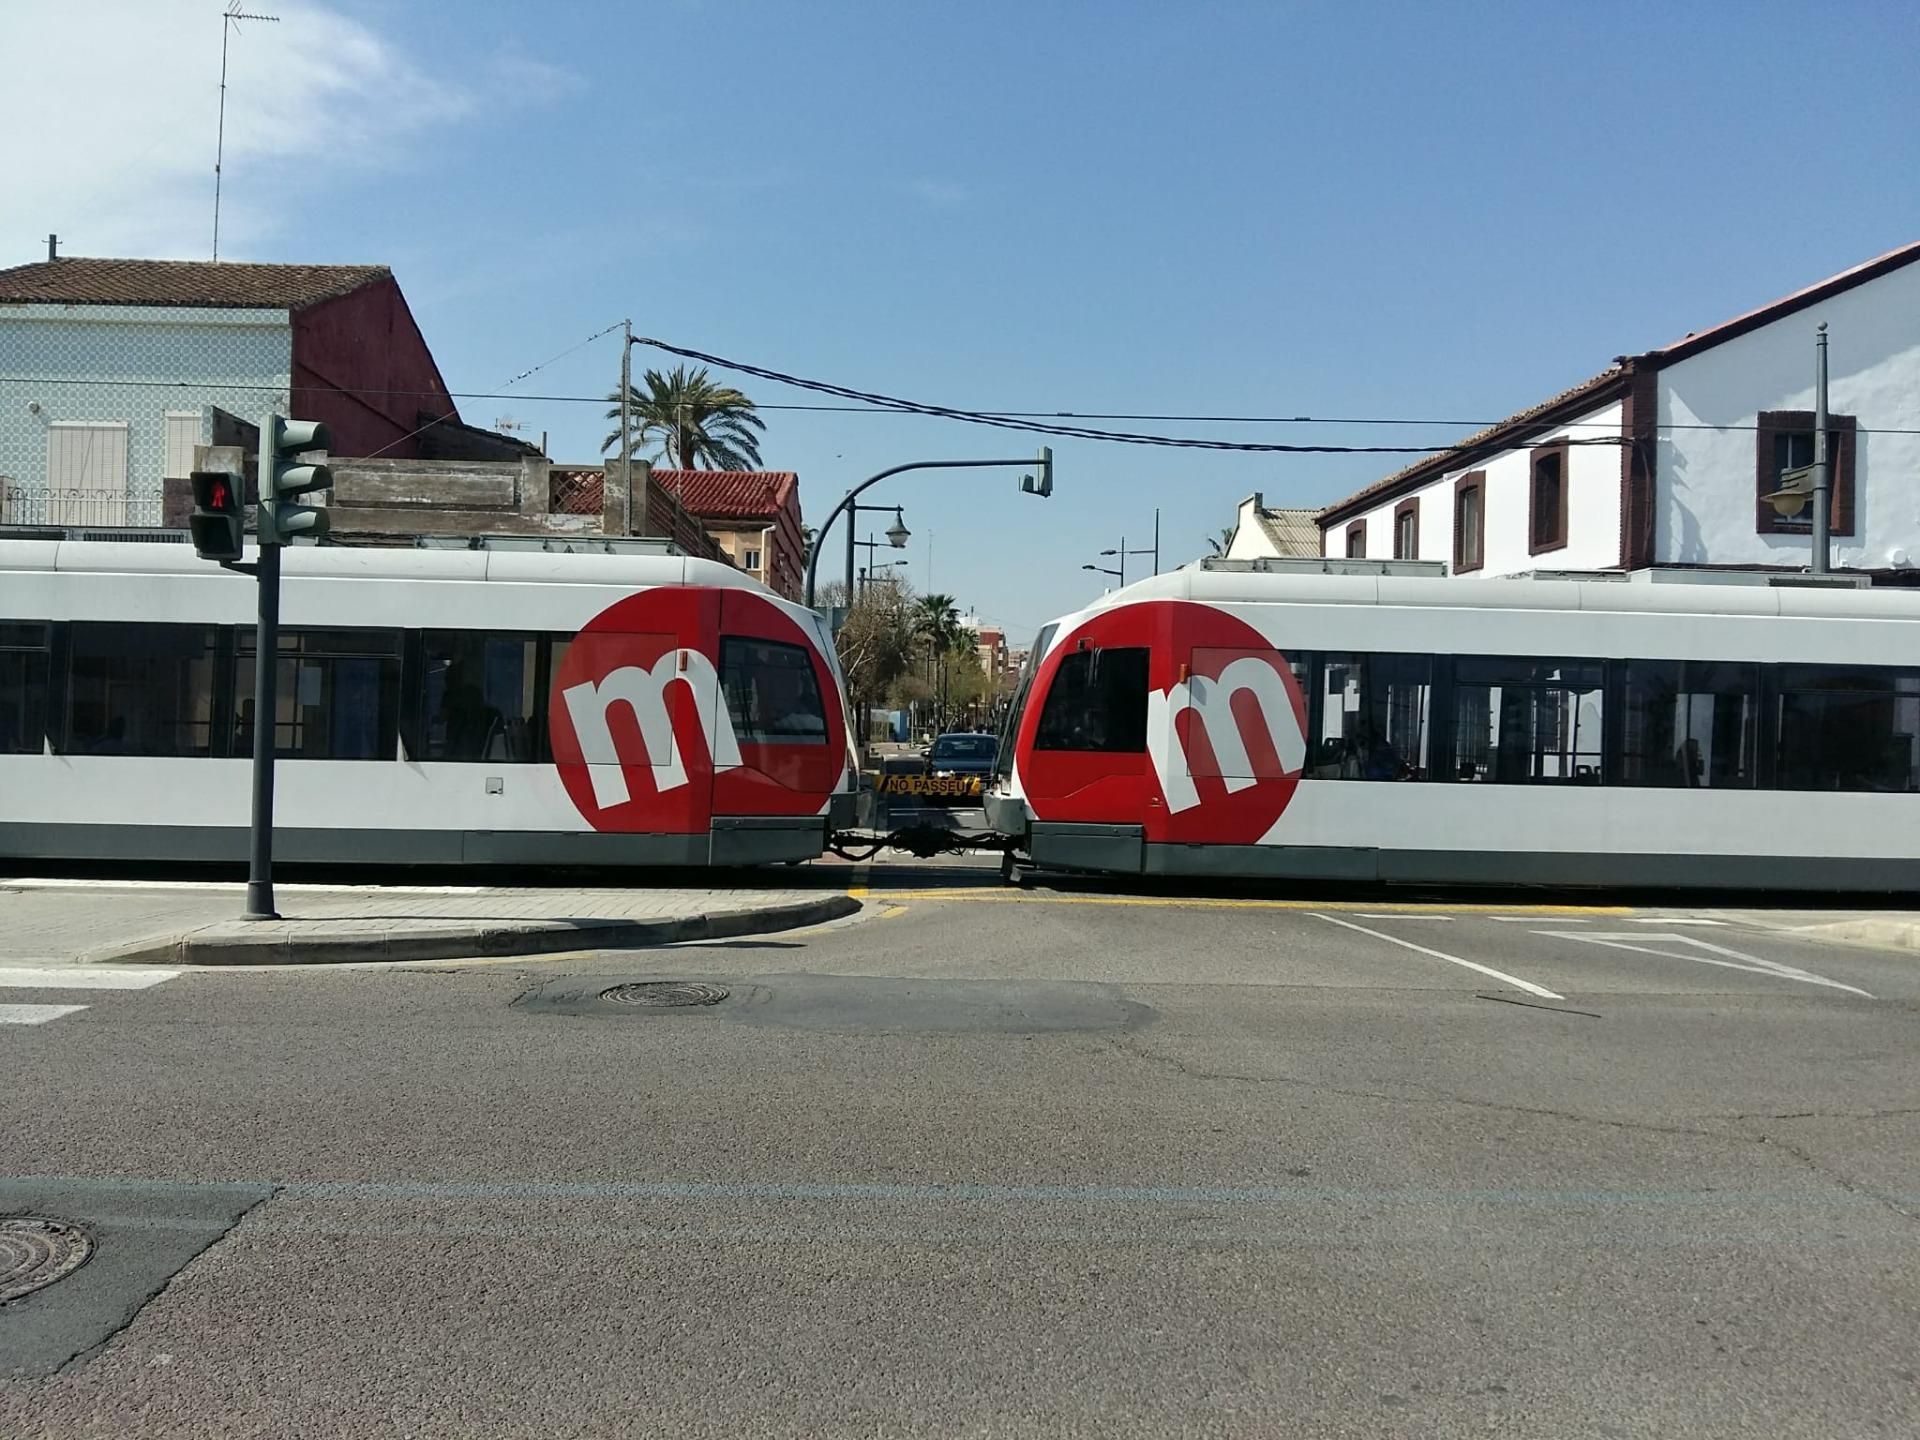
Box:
[993,624,1055,783]
[1034,645,1149,753]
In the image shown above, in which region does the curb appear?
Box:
[1786,918,1920,954]
[87,895,865,968]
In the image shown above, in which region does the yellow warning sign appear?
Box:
[875,774,984,797]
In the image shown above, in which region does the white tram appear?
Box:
[0,541,858,867]
[986,559,1920,891]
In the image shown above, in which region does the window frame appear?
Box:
[1452,471,1485,573]
[1392,498,1420,560]
[1754,410,1857,537]
[1528,442,1570,555]
[1344,520,1366,559]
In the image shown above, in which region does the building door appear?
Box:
[46,423,129,526]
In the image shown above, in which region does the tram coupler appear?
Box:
[827,827,1017,863]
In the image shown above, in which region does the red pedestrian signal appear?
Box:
[190,469,245,562]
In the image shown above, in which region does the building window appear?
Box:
[1755,411,1857,537]
[720,637,827,744]
[1776,665,1919,792]
[1345,521,1366,559]
[1034,646,1149,752]
[65,623,218,756]
[1449,656,1603,783]
[1620,660,1759,787]
[0,622,51,755]
[1453,471,1485,573]
[46,422,131,526]
[742,548,762,572]
[1307,653,1430,780]
[1392,499,1420,560]
[415,632,545,761]
[1528,442,1569,554]
[235,629,400,760]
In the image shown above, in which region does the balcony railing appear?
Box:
[1,487,164,529]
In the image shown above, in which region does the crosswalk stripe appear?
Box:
[0,1003,88,1025]
[0,967,181,991]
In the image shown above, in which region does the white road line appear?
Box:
[1488,916,1588,924]
[1355,914,1453,921]
[1629,917,1724,926]
[1309,913,1564,1000]
[0,1003,87,1025]
[1545,932,1873,998]
[0,967,180,991]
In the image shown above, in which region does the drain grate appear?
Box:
[600,981,731,1009]
[1,1217,95,1304]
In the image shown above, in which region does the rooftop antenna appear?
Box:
[213,1,280,262]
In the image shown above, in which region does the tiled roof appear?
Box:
[0,257,391,310]
[652,470,798,521]
[1316,365,1626,524]
[1253,506,1323,557]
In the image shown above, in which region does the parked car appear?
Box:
[922,731,998,803]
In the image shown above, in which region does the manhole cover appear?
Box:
[1,1217,94,1304]
[600,981,730,1008]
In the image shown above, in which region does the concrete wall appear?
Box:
[1331,400,1624,574]
[1657,261,1920,573]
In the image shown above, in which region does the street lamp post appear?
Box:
[806,451,1054,612]
[1086,530,1157,588]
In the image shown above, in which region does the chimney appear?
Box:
[46,233,58,263]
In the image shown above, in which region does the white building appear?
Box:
[1316,241,1920,583]
[1222,493,1322,560]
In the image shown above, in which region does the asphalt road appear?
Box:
[2,866,1917,1438]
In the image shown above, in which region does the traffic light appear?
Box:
[258,415,333,546]
[189,470,245,562]
[1021,445,1054,498]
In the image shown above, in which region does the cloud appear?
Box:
[907,178,971,209]
[0,0,473,265]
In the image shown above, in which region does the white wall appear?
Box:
[1328,400,1623,575]
[1657,260,1920,572]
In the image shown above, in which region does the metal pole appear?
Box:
[214,10,231,261]
[619,320,633,532]
[1118,537,1127,589]
[1812,323,1830,576]
[243,540,280,920]
[844,507,856,607]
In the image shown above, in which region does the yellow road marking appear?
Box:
[860,890,1631,916]
[846,862,871,900]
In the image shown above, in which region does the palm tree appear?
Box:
[602,364,766,470]
[915,594,963,652]
[1205,525,1236,556]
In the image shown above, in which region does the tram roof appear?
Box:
[1074,558,1920,625]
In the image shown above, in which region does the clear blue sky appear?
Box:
[54,0,1920,643]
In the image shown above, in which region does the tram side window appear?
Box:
[1034,646,1149,753]
[235,629,399,760]
[419,632,543,761]
[720,636,827,744]
[1450,656,1604,783]
[0,623,50,755]
[66,623,218,756]
[1621,661,1759,787]
[1309,653,1429,780]
[1775,665,1920,792]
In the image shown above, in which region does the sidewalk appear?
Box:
[1721,906,1920,954]
[0,880,862,968]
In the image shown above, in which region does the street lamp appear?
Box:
[858,557,910,594]
[806,450,1053,611]
[1090,514,1160,588]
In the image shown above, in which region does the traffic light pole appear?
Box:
[243,540,281,921]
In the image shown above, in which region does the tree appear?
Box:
[914,593,964,653]
[602,364,766,470]
[1205,525,1236,556]
[830,574,920,741]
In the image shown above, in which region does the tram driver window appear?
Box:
[720,637,827,744]
[1776,665,1920,792]
[1450,657,1603,783]
[1308,653,1430,780]
[1034,645,1149,752]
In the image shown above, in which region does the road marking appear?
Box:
[1309,913,1563,999]
[864,890,1628,916]
[1356,914,1452,921]
[0,967,180,991]
[0,1003,87,1025]
[1629,917,1724,926]
[846,863,871,900]
[1490,916,1587,924]
[1545,932,1873,998]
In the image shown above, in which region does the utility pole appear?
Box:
[1812,323,1831,576]
[619,319,633,530]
